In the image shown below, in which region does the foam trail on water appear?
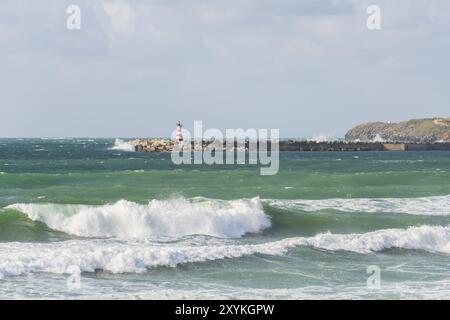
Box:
[6,197,271,239]
[268,195,450,215]
[109,139,134,152]
[1,224,450,278]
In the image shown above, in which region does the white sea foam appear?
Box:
[6,197,271,239]
[109,139,134,152]
[112,281,450,300]
[297,225,450,253]
[1,224,450,278]
[268,195,450,215]
[5,278,450,299]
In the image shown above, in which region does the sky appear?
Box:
[0,0,449,138]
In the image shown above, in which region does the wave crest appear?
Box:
[6,197,271,239]
[1,224,450,278]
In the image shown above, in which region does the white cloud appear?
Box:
[0,0,449,137]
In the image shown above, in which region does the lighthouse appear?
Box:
[175,121,183,142]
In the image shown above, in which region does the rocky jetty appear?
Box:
[130,138,450,152]
[128,139,175,152]
[345,118,450,143]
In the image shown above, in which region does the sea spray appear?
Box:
[109,139,134,152]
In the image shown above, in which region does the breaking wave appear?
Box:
[6,197,271,239]
[1,224,450,278]
[268,195,450,216]
[372,134,385,142]
[109,139,134,152]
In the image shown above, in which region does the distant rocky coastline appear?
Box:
[345,118,450,143]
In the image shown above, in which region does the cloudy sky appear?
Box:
[0,0,449,138]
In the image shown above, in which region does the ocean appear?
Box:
[0,138,449,299]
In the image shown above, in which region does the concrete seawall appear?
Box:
[279,141,450,151]
[280,141,384,151]
[130,139,450,152]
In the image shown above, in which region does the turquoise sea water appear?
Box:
[0,138,450,299]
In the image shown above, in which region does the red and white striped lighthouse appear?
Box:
[175,121,183,142]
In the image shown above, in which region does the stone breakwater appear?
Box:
[129,139,175,152]
[129,139,450,152]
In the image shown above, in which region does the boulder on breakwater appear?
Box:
[128,139,175,152]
